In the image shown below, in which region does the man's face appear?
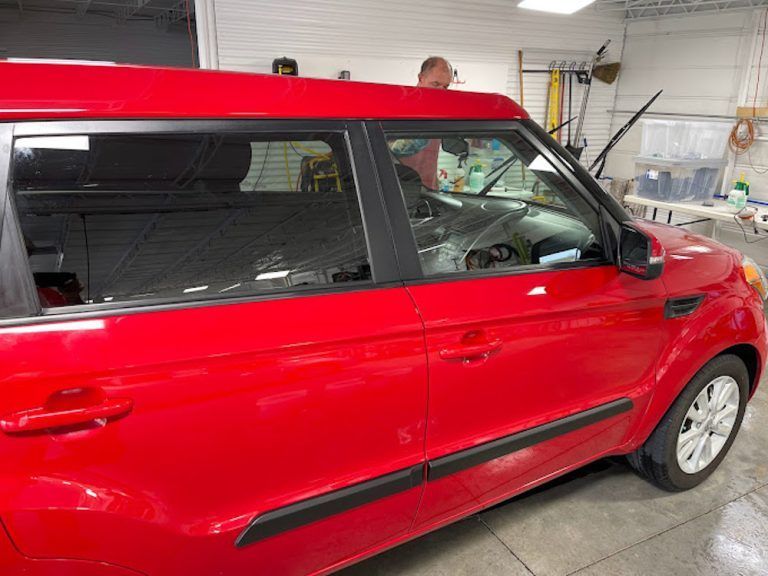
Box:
[418,65,452,90]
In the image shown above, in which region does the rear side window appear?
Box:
[12,132,370,309]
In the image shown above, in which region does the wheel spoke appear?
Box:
[678,435,698,462]
[687,406,706,423]
[691,434,709,470]
[715,405,737,424]
[712,423,731,437]
[716,380,735,410]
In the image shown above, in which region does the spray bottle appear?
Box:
[469,161,486,194]
[727,174,748,212]
[438,169,450,192]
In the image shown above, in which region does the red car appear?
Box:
[0,61,766,576]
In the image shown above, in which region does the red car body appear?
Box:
[0,62,765,576]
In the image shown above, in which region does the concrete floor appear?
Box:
[341,378,768,576]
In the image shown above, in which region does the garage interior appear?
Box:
[2,1,768,574]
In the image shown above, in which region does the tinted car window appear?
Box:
[13,132,370,309]
[386,131,604,277]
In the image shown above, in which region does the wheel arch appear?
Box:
[719,343,762,398]
[626,302,766,452]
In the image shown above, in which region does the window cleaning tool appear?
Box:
[567,40,611,160]
[589,89,663,179]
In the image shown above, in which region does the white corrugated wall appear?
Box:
[202,0,626,158]
[0,8,196,67]
[604,13,753,182]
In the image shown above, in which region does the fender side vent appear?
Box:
[665,295,705,319]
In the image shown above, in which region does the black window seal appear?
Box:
[373,120,619,281]
[365,121,423,281]
[4,119,402,322]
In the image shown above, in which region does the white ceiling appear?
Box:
[596,0,768,19]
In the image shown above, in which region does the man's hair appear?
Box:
[420,56,452,76]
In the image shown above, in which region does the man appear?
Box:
[390,57,453,189]
[417,56,453,90]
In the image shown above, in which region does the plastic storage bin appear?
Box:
[640,120,731,160]
[635,157,727,202]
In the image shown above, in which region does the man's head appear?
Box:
[417,57,452,90]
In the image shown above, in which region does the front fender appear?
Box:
[627,297,767,450]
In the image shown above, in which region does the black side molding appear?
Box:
[427,398,634,481]
[235,398,634,547]
[665,295,705,319]
[235,464,424,548]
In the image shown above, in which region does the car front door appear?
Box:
[370,120,667,530]
[0,121,427,576]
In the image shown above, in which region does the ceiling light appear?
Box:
[103,296,114,302]
[183,285,209,293]
[518,0,596,14]
[256,270,291,280]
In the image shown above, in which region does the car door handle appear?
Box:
[0,397,133,434]
[439,338,503,361]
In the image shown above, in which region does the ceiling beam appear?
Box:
[596,0,768,17]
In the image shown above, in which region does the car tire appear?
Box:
[627,354,749,492]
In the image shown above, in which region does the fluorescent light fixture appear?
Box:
[219,283,242,293]
[16,135,89,151]
[183,285,209,293]
[256,270,291,280]
[103,296,114,302]
[518,0,596,14]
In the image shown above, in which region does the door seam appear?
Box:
[403,285,431,532]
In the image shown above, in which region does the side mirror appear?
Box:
[619,224,664,280]
[441,137,470,159]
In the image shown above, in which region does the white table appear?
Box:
[622,195,768,240]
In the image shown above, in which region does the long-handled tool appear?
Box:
[566,40,611,160]
[590,90,663,179]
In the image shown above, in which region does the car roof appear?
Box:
[0,60,529,122]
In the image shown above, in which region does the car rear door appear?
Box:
[0,121,427,576]
[370,120,667,530]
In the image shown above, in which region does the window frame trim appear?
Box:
[371,119,623,282]
[0,119,401,326]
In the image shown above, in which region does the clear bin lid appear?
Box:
[634,156,728,168]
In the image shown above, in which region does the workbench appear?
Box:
[623,195,768,241]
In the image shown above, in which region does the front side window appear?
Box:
[386,130,604,277]
[13,131,370,309]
